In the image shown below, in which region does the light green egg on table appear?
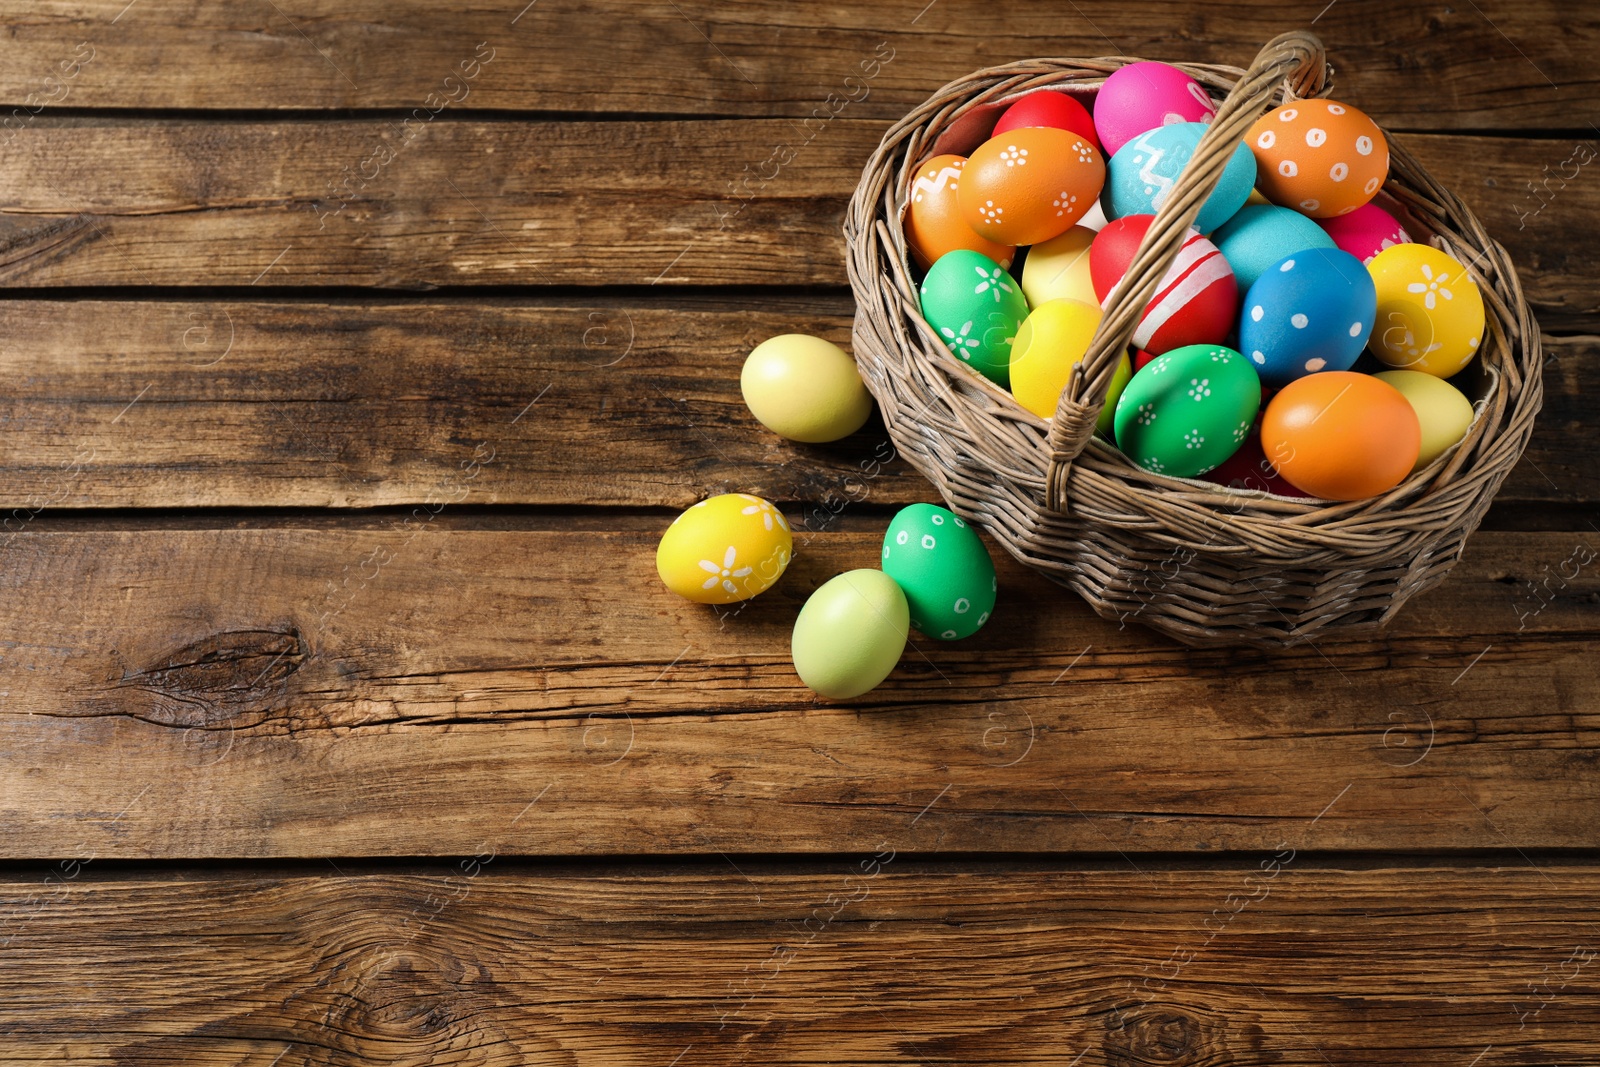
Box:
[791,569,909,700]
[1113,344,1262,478]
[881,503,997,640]
[919,249,1029,387]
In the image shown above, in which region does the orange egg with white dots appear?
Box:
[903,154,1016,271]
[1247,99,1388,219]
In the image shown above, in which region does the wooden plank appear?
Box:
[0,121,1592,318]
[0,299,1586,509]
[0,0,1590,129]
[1,526,1595,859]
[2,863,1597,1064]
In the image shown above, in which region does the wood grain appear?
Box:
[2,863,1597,1064]
[0,299,1585,510]
[1,526,1594,859]
[0,0,1591,129]
[0,122,1593,319]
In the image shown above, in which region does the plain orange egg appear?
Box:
[1260,371,1420,500]
[1247,99,1388,219]
[903,154,1015,271]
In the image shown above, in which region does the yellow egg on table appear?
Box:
[1020,225,1098,308]
[741,334,873,443]
[657,493,792,604]
[1367,243,1485,378]
[1009,298,1130,434]
[1374,369,1476,469]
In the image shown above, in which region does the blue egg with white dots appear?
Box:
[1102,122,1257,235]
[1212,204,1337,292]
[1238,248,1377,387]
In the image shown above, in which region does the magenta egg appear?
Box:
[1317,202,1410,264]
[1093,61,1217,157]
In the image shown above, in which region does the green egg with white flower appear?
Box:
[1113,344,1262,478]
[881,503,997,640]
[919,249,1029,387]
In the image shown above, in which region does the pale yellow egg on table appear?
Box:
[741,334,873,443]
[1008,298,1131,434]
[657,493,793,604]
[1020,225,1098,308]
[1374,369,1476,469]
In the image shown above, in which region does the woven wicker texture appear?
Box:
[844,31,1542,648]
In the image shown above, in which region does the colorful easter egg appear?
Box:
[1132,348,1158,372]
[881,503,997,640]
[1212,203,1336,291]
[904,154,1016,271]
[1248,98,1389,218]
[1009,299,1131,432]
[741,334,872,443]
[1260,372,1420,499]
[1103,122,1256,234]
[1366,243,1485,378]
[958,126,1106,246]
[1113,344,1261,478]
[1021,225,1098,307]
[1374,369,1476,469]
[1090,215,1238,355]
[791,569,908,699]
[920,249,1030,386]
[1093,61,1218,157]
[1318,201,1409,264]
[1238,248,1376,386]
[657,493,793,604]
[993,89,1099,150]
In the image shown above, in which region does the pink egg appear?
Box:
[1093,61,1218,157]
[1316,202,1410,264]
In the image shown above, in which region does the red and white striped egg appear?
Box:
[1089,214,1239,355]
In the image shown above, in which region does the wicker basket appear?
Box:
[844,30,1541,649]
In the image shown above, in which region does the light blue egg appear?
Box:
[1212,204,1337,291]
[1102,122,1256,235]
[1238,248,1377,387]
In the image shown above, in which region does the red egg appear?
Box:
[1089,215,1238,355]
[1260,371,1420,500]
[992,90,1100,151]
[1201,427,1307,496]
[959,126,1105,247]
[1131,348,1158,372]
[903,154,1016,271]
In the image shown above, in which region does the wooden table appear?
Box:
[0,2,1595,1063]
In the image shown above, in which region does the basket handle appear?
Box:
[1043,30,1328,513]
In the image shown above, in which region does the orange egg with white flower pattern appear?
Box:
[1248,99,1388,219]
[958,126,1105,246]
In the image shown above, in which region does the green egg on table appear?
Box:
[919,249,1029,387]
[1374,369,1476,470]
[1113,344,1262,478]
[791,569,909,700]
[881,503,997,640]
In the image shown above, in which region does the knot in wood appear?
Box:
[1104,1007,1203,1065]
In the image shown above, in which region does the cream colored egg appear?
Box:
[1374,369,1476,469]
[1021,225,1098,308]
[657,493,793,604]
[741,334,873,443]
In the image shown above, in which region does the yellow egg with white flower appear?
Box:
[1366,243,1485,378]
[656,493,793,604]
